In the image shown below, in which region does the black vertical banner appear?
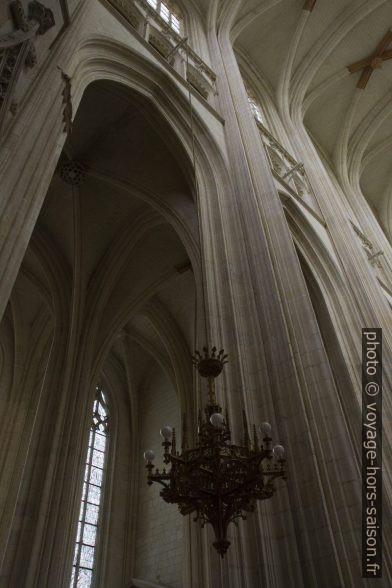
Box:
[362,328,382,578]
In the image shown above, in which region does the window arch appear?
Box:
[70,386,109,588]
[146,0,182,34]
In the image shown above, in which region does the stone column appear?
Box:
[0,0,93,324]
[188,14,389,587]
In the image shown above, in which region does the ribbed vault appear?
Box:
[8,79,199,413]
[230,0,392,240]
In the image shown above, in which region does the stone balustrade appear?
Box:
[257,119,316,205]
[106,0,217,102]
[104,1,316,206]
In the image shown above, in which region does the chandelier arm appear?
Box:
[169,455,187,464]
[148,475,171,485]
[144,346,288,557]
[263,470,287,484]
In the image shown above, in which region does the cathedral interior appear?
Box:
[0,0,391,586]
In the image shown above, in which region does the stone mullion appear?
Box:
[72,425,96,587]
[198,28,367,587]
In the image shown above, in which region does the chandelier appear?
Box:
[143,347,287,557]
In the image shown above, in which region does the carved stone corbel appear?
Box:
[28,0,56,35]
[10,0,39,67]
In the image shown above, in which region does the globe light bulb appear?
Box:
[144,449,155,463]
[260,422,272,436]
[210,412,224,428]
[160,425,173,440]
[273,444,285,459]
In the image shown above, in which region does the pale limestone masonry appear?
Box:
[0,1,391,587]
[135,365,182,588]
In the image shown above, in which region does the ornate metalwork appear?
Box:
[144,346,287,557]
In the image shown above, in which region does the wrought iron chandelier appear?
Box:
[143,347,287,557]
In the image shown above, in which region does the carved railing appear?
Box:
[256,120,316,204]
[106,0,217,102]
[350,221,384,269]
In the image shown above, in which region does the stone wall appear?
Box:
[135,363,183,588]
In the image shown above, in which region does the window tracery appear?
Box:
[146,0,181,33]
[70,386,109,588]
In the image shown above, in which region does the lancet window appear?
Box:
[70,387,109,588]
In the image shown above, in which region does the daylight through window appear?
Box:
[146,0,181,33]
[247,93,264,124]
[70,387,109,588]
[244,84,265,125]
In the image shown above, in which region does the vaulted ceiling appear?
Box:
[5,0,392,398]
[10,80,198,397]
[230,0,392,240]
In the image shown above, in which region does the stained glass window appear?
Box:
[70,387,109,588]
[146,0,182,34]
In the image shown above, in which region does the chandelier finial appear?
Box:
[192,346,228,406]
[191,346,228,378]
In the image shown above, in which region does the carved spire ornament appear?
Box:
[144,347,287,557]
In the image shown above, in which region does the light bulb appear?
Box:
[144,449,155,463]
[160,425,173,440]
[260,422,272,436]
[273,444,285,459]
[210,412,224,428]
